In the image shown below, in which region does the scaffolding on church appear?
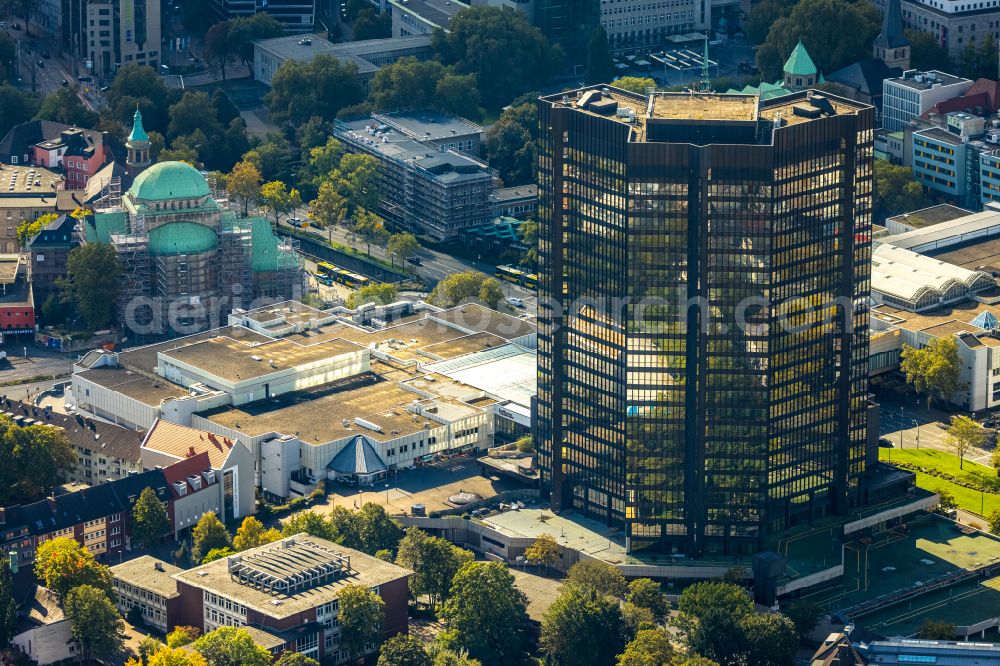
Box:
[111,211,152,329]
[218,212,254,311]
[92,176,122,213]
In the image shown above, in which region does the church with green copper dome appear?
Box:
[83,112,302,335]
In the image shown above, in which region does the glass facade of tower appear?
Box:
[537,88,874,556]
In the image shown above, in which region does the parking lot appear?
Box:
[312,456,525,516]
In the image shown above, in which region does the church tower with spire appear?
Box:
[125,107,151,181]
[783,40,818,90]
[873,0,910,70]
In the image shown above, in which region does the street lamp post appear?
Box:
[900,407,905,449]
[913,420,921,449]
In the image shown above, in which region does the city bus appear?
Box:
[317,262,372,289]
[496,265,536,291]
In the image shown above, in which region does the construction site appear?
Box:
[84,161,302,336]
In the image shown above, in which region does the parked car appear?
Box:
[60,79,68,86]
[507,297,525,308]
[36,60,44,68]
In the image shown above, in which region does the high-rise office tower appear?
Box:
[62,0,161,79]
[536,87,875,557]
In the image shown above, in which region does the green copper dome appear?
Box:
[784,40,818,77]
[128,161,210,201]
[148,221,218,256]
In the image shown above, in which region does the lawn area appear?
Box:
[880,449,1000,516]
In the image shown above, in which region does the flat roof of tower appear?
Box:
[651,92,759,121]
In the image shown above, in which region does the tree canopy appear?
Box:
[267,55,364,126]
[613,77,656,94]
[378,633,432,666]
[346,283,399,309]
[0,415,76,505]
[34,537,112,599]
[338,583,385,658]
[432,6,561,108]
[586,26,616,84]
[105,64,172,134]
[907,30,952,72]
[484,102,537,186]
[541,584,628,666]
[191,512,232,564]
[959,35,998,80]
[428,271,505,309]
[899,338,962,409]
[132,486,170,549]
[874,162,932,222]
[396,527,474,607]
[566,560,628,598]
[192,627,271,666]
[437,561,529,664]
[232,516,282,551]
[35,87,99,128]
[945,415,988,469]
[754,0,881,80]
[65,585,125,663]
[0,555,18,648]
[62,242,123,330]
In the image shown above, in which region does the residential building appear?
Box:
[110,556,182,632]
[389,0,466,37]
[0,467,168,566]
[0,166,64,254]
[912,125,968,202]
[0,121,107,168]
[169,534,412,662]
[253,34,433,88]
[69,300,536,500]
[0,255,34,338]
[26,213,79,304]
[61,0,162,81]
[536,86,875,556]
[882,69,973,132]
[0,400,144,485]
[33,127,111,189]
[210,0,316,32]
[335,116,496,240]
[140,419,256,529]
[78,113,302,336]
[11,586,78,666]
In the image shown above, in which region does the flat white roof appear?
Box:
[423,344,536,408]
[872,244,993,302]
[878,209,1000,252]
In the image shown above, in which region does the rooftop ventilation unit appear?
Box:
[354,417,384,433]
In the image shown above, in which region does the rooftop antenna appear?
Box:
[700,36,712,93]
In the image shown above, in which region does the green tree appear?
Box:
[387,232,421,268]
[35,86,99,128]
[191,626,271,666]
[945,415,988,470]
[740,612,797,666]
[132,486,170,549]
[228,160,262,216]
[917,619,956,640]
[935,487,958,511]
[338,583,385,659]
[229,14,285,68]
[782,599,822,643]
[201,547,234,563]
[755,0,881,80]
[541,584,628,666]
[396,528,474,607]
[260,181,302,225]
[436,72,483,120]
[428,271,504,309]
[524,533,560,571]
[616,627,676,666]
[232,516,282,551]
[586,26,616,84]
[105,64,172,134]
[369,58,447,112]
[274,652,321,666]
[332,153,381,214]
[62,242,122,330]
[744,0,793,44]
[267,55,364,126]
[675,581,753,666]
[378,634,432,666]
[613,76,656,94]
[204,20,237,80]
[354,8,392,40]
[627,578,669,623]
[427,645,482,666]
[352,208,390,256]
[0,84,41,141]
[567,560,628,598]
[17,212,57,247]
[517,218,538,270]
[137,636,166,664]
[438,561,529,665]
[874,161,932,222]
[959,34,998,80]
[34,537,112,599]
[281,511,338,540]
[622,602,657,635]
[299,136,344,194]
[0,418,75,504]
[132,644,208,666]
[243,133,293,181]
[0,558,17,649]
[167,91,223,141]
[351,502,404,555]
[484,102,537,186]
[64,585,125,663]
[432,6,561,108]
[375,549,395,562]
[191,512,232,564]
[166,626,201,648]
[346,283,399,309]
[907,30,952,71]
[899,338,962,409]
[987,509,1000,534]
[308,182,348,244]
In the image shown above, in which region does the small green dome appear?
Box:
[129,161,210,201]
[148,221,218,256]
